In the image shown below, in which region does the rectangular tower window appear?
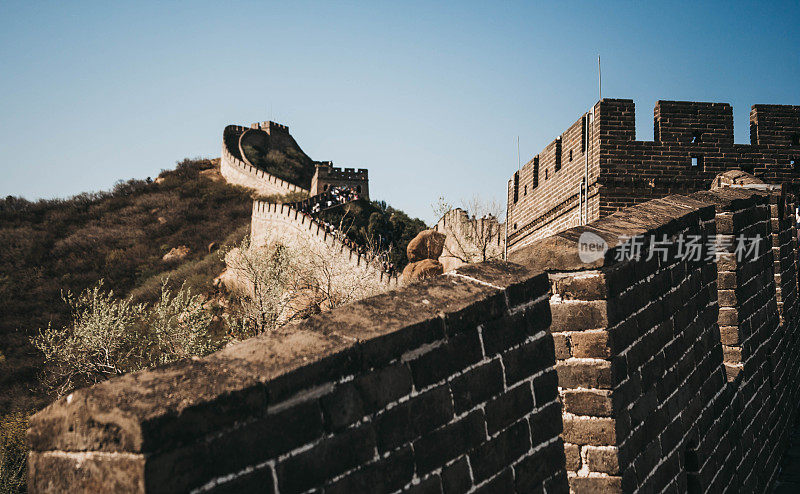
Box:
[690,155,704,169]
[555,137,562,171]
[513,171,519,203]
[532,156,539,189]
[581,115,587,153]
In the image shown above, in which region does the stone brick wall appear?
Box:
[27,179,800,493]
[598,100,800,218]
[508,98,800,254]
[507,104,601,250]
[27,263,568,493]
[220,125,310,197]
[510,185,800,492]
[310,163,370,199]
[250,201,399,286]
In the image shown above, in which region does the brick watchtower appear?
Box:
[310,162,370,200]
[506,99,800,253]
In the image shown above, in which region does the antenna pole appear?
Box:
[517,136,521,171]
[598,55,602,101]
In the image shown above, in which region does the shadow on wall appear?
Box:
[26,176,800,493]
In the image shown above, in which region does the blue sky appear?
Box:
[1,1,798,223]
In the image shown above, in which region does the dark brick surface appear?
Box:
[449,359,503,414]
[469,419,531,481]
[375,385,454,452]
[324,446,414,494]
[409,328,483,388]
[484,384,534,435]
[403,475,442,494]
[473,468,515,494]
[276,424,377,493]
[502,335,555,385]
[354,363,413,414]
[515,440,568,493]
[320,383,364,431]
[413,410,486,475]
[440,457,472,494]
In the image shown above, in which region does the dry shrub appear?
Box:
[0,412,27,494]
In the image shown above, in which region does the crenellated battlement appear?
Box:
[310,162,370,199]
[508,97,800,252]
[250,120,290,135]
[315,163,369,181]
[251,200,397,283]
[750,104,800,147]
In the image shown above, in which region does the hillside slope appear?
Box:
[0,158,253,413]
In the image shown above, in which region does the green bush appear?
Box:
[318,200,426,269]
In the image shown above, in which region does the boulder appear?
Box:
[402,258,444,284]
[406,230,446,262]
[162,245,190,263]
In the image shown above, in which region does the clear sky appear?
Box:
[1,1,798,223]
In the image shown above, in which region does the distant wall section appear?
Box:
[220,125,309,197]
[251,201,398,286]
[311,163,370,200]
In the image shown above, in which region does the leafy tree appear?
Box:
[317,200,426,269]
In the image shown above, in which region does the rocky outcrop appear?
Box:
[406,229,445,263]
[402,230,445,283]
[162,245,190,263]
[401,258,444,282]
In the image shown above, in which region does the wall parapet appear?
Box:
[251,200,399,285]
[27,262,567,493]
[510,185,800,492]
[507,97,800,252]
[27,176,800,493]
[220,125,309,197]
[316,164,369,181]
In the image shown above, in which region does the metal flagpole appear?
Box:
[598,55,602,101]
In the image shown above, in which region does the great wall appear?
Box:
[507,99,800,252]
[250,201,399,286]
[221,121,396,284]
[221,124,309,197]
[26,100,800,493]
